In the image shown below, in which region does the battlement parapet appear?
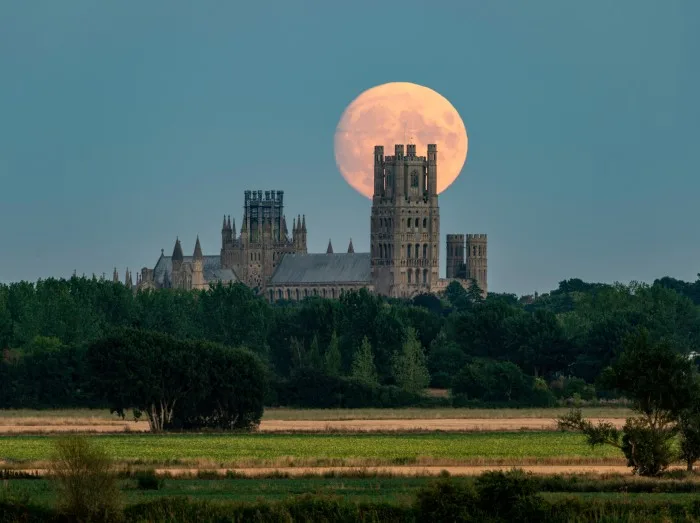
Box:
[466,233,487,240]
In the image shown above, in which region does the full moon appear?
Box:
[334,82,468,199]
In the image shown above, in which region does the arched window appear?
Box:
[296,289,300,300]
[410,171,419,187]
[407,218,412,228]
[304,289,308,297]
[407,244,411,258]
[313,288,318,296]
[278,289,283,299]
[322,288,326,297]
[423,217,427,228]
[478,246,482,256]
[423,269,428,284]
[407,269,412,284]
[414,218,419,227]
[423,244,427,258]
[287,289,291,299]
[331,288,336,299]
[269,290,274,301]
[415,244,420,259]
[379,244,384,258]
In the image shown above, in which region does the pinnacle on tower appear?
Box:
[231,216,236,237]
[112,267,119,283]
[347,238,354,254]
[326,239,333,254]
[125,268,133,289]
[193,235,203,259]
[297,215,302,232]
[292,217,296,234]
[172,237,184,262]
[282,215,288,235]
[302,215,307,232]
[222,214,228,229]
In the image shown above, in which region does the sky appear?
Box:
[0,1,698,296]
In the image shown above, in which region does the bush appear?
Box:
[135,470,163,491]
[49,436,122,523]
[414,478,478,522]
[621,417,676,476]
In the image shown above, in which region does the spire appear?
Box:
[302,214,307,232]
[231,216,236,237]
[292,217,296,234]
[172,237,184,262]
[125,268,132,289]
[193,235,203,259]
[347,238,355,254]
[112,267,119,283]
[282,215,288,235]
[326,239,333,254]
[222,214,227,229]
[297,214,302,232]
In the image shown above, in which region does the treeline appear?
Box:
[2,274,700,409]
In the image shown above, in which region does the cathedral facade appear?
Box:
[134,144,487,300]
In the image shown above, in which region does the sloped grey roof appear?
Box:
[269,253,371,285]
[153,255,238,286]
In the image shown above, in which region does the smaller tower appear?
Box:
[446,234,465,279]
[347,238,354,254]
[125,268,133,290]
[300,215,308,253]
[171,237,184,289]
[465,234,488,293]
[326,239,333,254]
[112,267,119,283]
[192,236,205,289]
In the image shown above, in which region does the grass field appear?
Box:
[0,432,622,469]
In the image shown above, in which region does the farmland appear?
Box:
[0,432,625,469]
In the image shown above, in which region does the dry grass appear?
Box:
[261,407,634,421]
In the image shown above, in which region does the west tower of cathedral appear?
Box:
[135,143,488,299]
[370,144,440,298]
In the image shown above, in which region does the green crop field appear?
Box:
[0,432,622,468]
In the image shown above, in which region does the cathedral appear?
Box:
[130,144,488,300]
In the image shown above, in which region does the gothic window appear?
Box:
[407,269,412,284]
[473,246,477,256]
[415,244,420,260]
[296,289,300,300]
[379,244,384,258]
[414,218,419,227]
[407,218,411,228]
[423,217,427,228]
[423,269,428,284]
[278,289,283,299]
[322,288,326,298]
[478,246,482,256]
[269,290,274,302]
[304,289,308,297]
[331,288,336,298]
[423,244,427,258]
[410,171,419,187]
[407,244,411,258]
[287,289,291,299]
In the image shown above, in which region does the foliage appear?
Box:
[87,329,265,432]
[3,274,700,410]
[351,337,379,387]
[49,436,122,522]
[391,327,430,393]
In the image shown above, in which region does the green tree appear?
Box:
[392,327,430,393]
[324,330,342,376]
[308,334,323,370]
[351,336,379,387]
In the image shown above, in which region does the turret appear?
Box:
[112,267,119,283]
[347,238,355,254]
[326,239,333,254]
[465,234,488,294]
[374,146,384,198]
[125,268,133,289]
[230,216,236,239]
[192,236,205,289]
[171,238,184,287]
[427,144,437,197]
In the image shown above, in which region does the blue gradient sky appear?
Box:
[1,1,698,295]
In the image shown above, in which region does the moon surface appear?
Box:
[334,82,468,199]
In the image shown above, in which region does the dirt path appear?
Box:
[0,417,627,434]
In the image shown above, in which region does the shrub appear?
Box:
[49,436,122,523]
[134,470,163,491]
[414,478,477,522]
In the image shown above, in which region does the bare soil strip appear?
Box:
[0,417,627,434]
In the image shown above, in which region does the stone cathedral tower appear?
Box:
[370,143,440,298]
